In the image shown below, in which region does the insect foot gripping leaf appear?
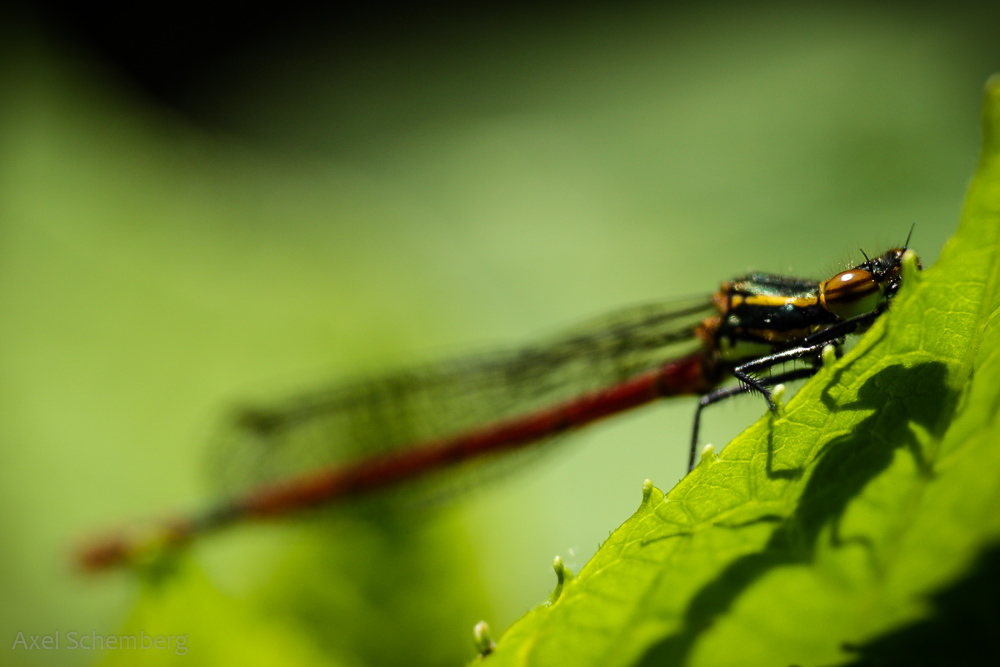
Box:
[481,76,1000,667]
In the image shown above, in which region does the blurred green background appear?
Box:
[0,3,995,666]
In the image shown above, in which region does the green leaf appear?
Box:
[98,509,491,667]
[100,563,337,667]
[486,75,1000,667]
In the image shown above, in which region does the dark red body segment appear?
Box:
[77,352,713,570]
[240,351,711,517]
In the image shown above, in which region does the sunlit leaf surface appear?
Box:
[487,77,1000,667]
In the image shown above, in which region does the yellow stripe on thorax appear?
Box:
[729,294,819,309]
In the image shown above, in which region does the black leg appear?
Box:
[687,365,821,471]
[686,306,888,472]
[801,308,883,346]
[729,307,883,406]
[731,342,833,409]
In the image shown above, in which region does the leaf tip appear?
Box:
[641,478,654,505]
[698,443,720,468]
[901,249,922,285]
[821,344,838,367]
[770,384,787,420]
[473,621,496,657]
[547,555,576,604]
[552,555,574,582]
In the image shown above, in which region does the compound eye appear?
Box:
[821,269,883,320]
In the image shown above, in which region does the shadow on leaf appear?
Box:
[639,361,954,666]
[841,539,1000,665]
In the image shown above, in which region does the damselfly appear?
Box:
[77,239,919,571]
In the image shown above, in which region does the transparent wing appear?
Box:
[208,296,716,495]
